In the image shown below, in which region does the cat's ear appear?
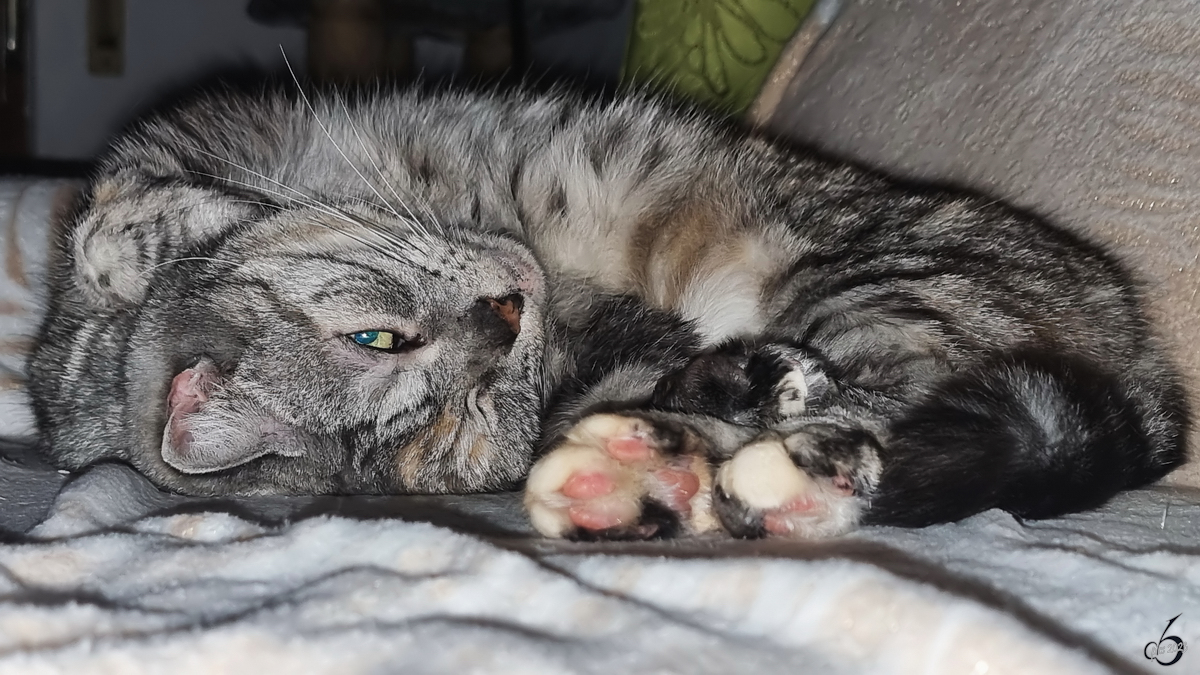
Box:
[75,176,267,308]
[160,359,311,474]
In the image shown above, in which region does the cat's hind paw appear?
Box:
[524,414,717,540]
[713,434,864,539]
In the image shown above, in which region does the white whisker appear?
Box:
[331,88,432,237]
[280,49,421,237]
[185,170,417,265]
[135,256,240,279]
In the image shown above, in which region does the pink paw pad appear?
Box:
[605,436,654,463]
[560,471,615,499]
[568,496,640,530]
[762,496,821,535]
[652,467,701,513]
[525,414,716,539]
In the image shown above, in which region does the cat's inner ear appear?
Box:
[160,357,308,474]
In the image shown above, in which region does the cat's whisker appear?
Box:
[302,223,406,263]
[181,145,358,220]
[179,144,410,252]
[186,167,365,232]
[188,171,338,219]
[225,197,284,210]
[184,88,437,259]
[280,49,423,239]
[331,88,434,239]
[135,256,240,279]
[292,217,424,267]
[183,158,324,211]
[353,89,445,234]
[184,170,420,264]
[332,192,439,256]
[214,175,432,263]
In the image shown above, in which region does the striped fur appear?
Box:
[27,86,1187,537]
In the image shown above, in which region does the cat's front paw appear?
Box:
[524,414,718,540]
[713,424,878,539]
[651,342,834,426]
[753,344,834,419]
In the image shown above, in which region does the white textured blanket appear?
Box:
[0,461,1194,674]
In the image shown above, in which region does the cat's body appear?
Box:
[28,86,1188,539]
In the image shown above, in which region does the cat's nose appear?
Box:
[485,294,523,335]
[468,293,523,349]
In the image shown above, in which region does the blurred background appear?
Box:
[0,0,652,165]
[0,0,818,167]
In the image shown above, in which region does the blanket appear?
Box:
[0,178,75,440]
[0,460,1192,674]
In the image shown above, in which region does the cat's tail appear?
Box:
[864,351,1189,526]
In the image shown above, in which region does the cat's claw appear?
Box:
[713,438,862,539]
[525,414,717,539]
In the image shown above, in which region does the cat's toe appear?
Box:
[524,414,715,540]
[714,439,861,539]
[754,345,834,419]
[524,442,643,536]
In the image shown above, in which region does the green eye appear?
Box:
[349,330,396,350]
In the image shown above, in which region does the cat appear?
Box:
[27,84,1188,539]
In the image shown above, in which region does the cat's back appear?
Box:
[102,86,727,205]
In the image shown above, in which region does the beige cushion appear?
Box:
[764,0,1200,486]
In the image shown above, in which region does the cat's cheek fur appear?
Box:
[328,339,435,392]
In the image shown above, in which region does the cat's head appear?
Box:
[117,199,547,495]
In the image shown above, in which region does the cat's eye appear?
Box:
[347,330,415,353]
[347,330,426,353]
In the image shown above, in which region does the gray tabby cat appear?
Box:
[28,85,1188,540]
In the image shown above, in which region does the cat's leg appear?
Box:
[649,342,882,538]
[71,174,262,307]
[651,341,838,426]
[525,341,866,540]
[527,343,1184,540]
[705,347,1189,539]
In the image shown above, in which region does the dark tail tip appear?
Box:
[867,352,1180,526]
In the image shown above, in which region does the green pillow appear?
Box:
[622,0,817,116]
